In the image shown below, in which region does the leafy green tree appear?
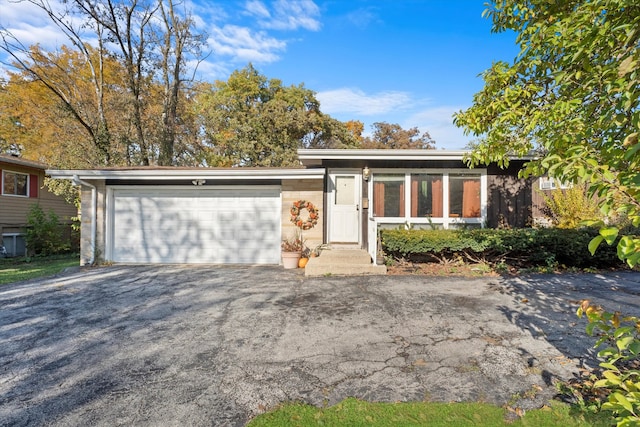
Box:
[196,64,358,167]
[454,0,640,266]
[361,122,435,149]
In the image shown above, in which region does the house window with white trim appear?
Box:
[372,174,405,217]
[372,170,485,228]
[410,174,443,218]
[2,170,29,196]
[449,174,481,218]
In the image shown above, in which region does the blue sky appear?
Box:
[0,0,519,149]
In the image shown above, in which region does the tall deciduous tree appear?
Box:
[344,120,365,145]
[196,64,358,167]
[0,46,124,166]
[454,0,640,266]
[361,122,435,149]
[0,0,204,166]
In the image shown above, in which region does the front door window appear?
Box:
[329,172,360,244]
[335,176,355,205]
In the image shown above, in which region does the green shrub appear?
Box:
[573,301,640,426]
[380,228,626,269]
[25,204,70,256]
[541,185,602,228]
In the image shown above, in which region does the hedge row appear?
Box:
[380,227,632,269]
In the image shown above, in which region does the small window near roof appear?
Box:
[2,171,28,196]
[539,177,571,190]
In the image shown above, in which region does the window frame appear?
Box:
[2,170,30,197]
[539,177,571,191]
[1,233,27,257]
[369,168,487,229]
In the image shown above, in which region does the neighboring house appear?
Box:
[47,149,538,266]
[1,155,77,256]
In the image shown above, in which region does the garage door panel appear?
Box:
[111,187,281,264]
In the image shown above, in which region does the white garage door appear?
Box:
[110,187,281,264]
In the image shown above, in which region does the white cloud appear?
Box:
[207,24,286,63]
[405,106,472,150]
[345,7,380,29]
[317,88,412,116]
[188,2,229,27]
[1,25,65,51]
[0,0,320,81]
[0,0,53,27]
[0,0,90,50]
[244,0,271,19]
[188,59,230,81]
[247,0,321,31]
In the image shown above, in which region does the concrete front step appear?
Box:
[304,249,387,276]
[313,249,372,265]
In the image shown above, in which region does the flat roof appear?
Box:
[46,167,326,181]
[297,149,535,163]
[297,149,470,161]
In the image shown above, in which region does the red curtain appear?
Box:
[411,178,418,217]
[462,180,481,217]
[399,182,405,217]
[373,182,385,216]
[431,179,443,217]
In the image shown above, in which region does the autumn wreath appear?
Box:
[290,200,319,230]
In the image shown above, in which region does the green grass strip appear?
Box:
[248,398,612,427]
[0,254,80,285]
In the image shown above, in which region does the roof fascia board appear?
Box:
[0,156,48,170]
[297,149,535,162]
[46,168,326,181]
[297,149,468,161]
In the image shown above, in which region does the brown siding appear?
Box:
[486,174,533,228]
[1,163,77,231]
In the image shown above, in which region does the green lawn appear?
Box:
[0,253,80,285]
[248,398,612,427]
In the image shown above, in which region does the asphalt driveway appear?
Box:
[1,266,639,426]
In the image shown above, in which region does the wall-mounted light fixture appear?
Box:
[191,179,206,186]
[362,166,371,181]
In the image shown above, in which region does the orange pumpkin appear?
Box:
[298,257,309,268]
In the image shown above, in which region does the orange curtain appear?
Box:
[374,182,385,216]
[411,178,418,217]
[399,182,405,217]
[431,179,443,217]
[462,180,481,217]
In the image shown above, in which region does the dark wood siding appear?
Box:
[486,164,533,228]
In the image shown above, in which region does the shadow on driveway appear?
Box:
[0,266,638,426]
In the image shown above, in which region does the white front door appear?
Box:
[329,171,361,244]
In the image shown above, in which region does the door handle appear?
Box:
[356,204,359,211]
